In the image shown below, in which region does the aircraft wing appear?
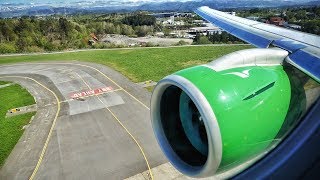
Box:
[195,6,320,83]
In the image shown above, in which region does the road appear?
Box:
[0,44,249,57]
[0,62,166,180]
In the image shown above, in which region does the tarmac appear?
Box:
[2,61,318,180]
[0,62,167,180]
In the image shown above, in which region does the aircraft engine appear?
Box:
[150,48,306,177]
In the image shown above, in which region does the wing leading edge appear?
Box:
[195,6,320,83]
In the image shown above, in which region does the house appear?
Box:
[268,17,286,27]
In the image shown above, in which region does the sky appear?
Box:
[0,0,197,6]
[0,0,315,9]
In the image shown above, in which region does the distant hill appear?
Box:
[0,0,319,18]
[304,1,320,6]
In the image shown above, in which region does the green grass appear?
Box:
[0,83,36,167]
[0,81,10,85]
[0,45,252,82]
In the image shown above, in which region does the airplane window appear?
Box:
[1,1,320,179]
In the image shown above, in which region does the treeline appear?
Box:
[0,17,88,53]
[282,6,320,35]
[122,14,156,26]
[0,13,157,54]
[301,20,320,35]
[238,6,320,35]
[193,32,244,45]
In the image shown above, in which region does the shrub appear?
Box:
[145,42,155,47]
[193,36,212,45]
[175,40,189,46]
[26,46,44,53]
[0,43,16,54]
[92,42,108,49]
[106,43,126,48]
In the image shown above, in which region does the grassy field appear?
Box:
[0,83,36,167]
[0,45,252,82]
[0,81,9,85]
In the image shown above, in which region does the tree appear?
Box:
[58,17,73,40]
[207,32,242,44]
[15,36,34,52]
[208,32,220,43]
[314,7,320,17]
[0,21,16,41]
[105,23,116,34]
[114,25,121,35]
[163,28,171,36]
[193,35,211,45]
[220,32,229,43]
[89,22,104,35]
[302,20,320,35]
[121,24,134,36]
[134,26,154,37]
[39,18,56,35]
[250,8,261,14]
[122,14,156,26]
[296,10,307,20]
[286,11,297,22]
[0,32,4,43]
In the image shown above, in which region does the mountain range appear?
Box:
[0,0,319,18]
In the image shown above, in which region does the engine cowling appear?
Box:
[150,48,305,177]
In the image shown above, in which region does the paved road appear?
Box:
[0,44,249,57]
[0,62,166,180]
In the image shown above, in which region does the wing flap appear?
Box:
[251,23,320,48]
[287,50,320,82]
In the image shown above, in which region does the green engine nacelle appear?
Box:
[151,48,305,177]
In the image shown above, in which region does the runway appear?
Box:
[0,62,166,180]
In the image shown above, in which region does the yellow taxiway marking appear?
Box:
[75,72,154,180]
[0,76,61,180]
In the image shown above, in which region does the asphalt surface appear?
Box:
[2,61,319,180]
[0,62,166,180]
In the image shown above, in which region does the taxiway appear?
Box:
[0,62,166,180]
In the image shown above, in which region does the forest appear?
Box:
[0,6,319,54]
[0,13,157,53]
[238,6,320,35]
